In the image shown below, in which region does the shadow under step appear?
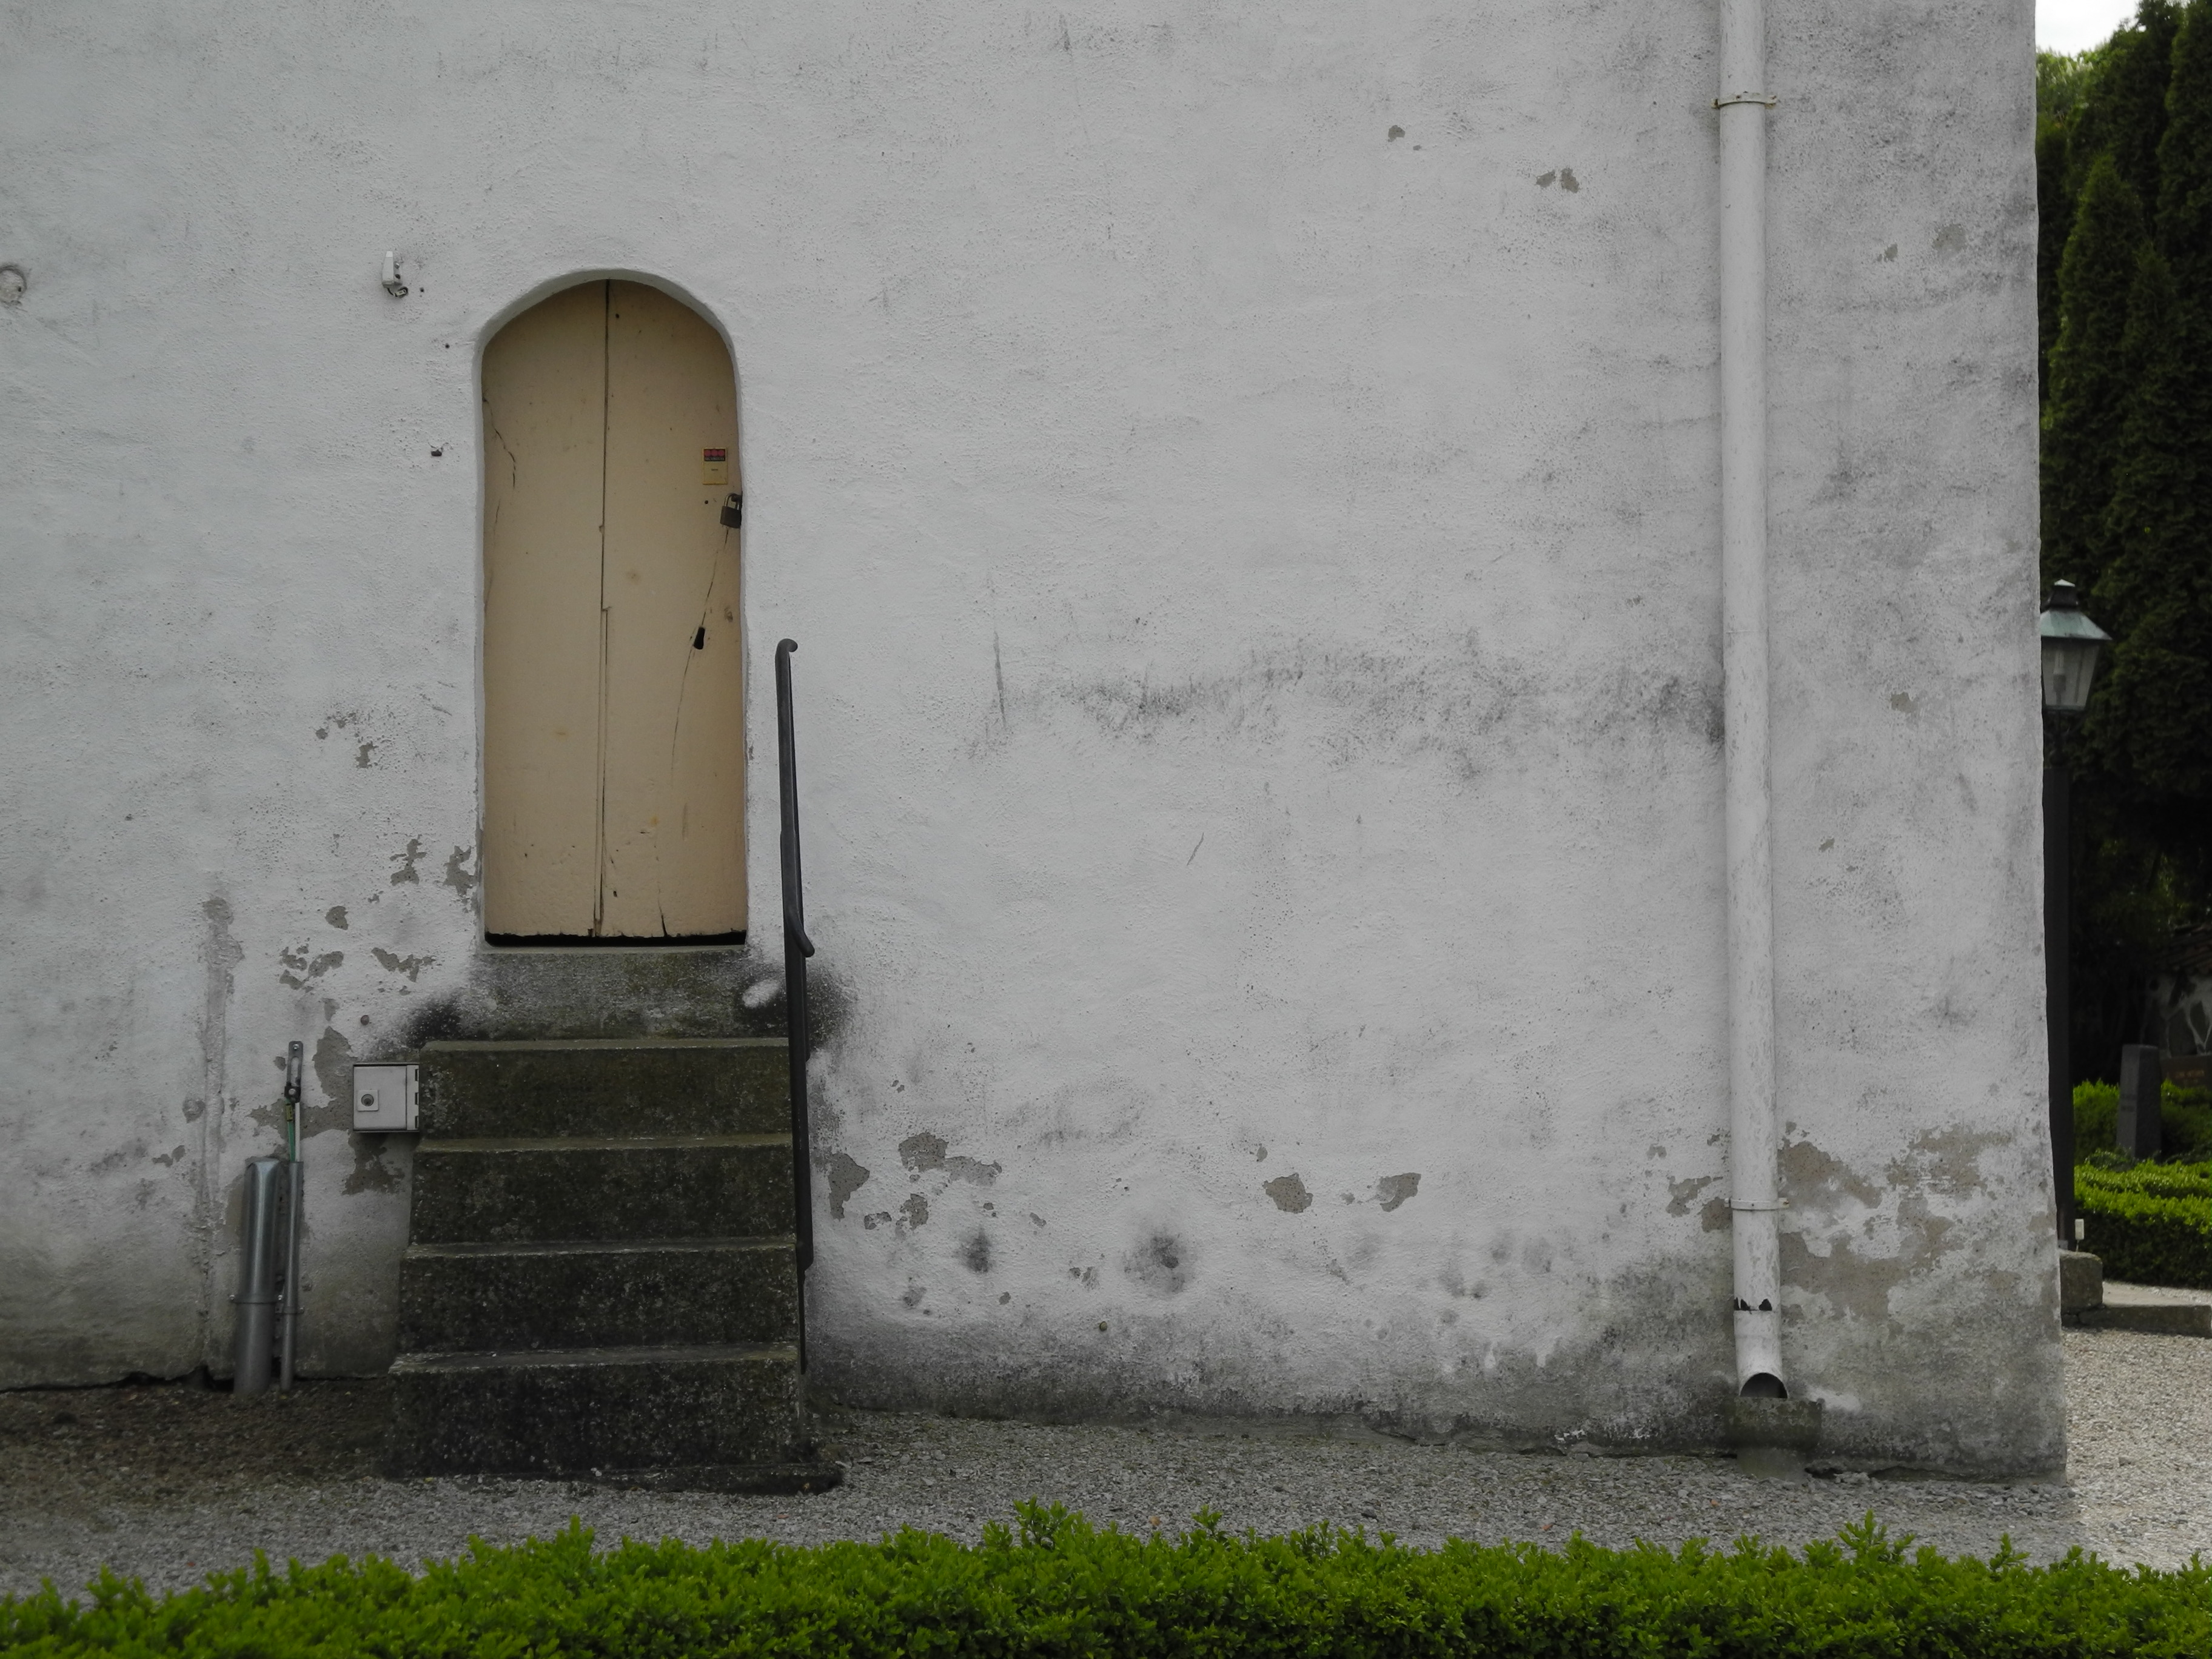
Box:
[400,1236,799,1351]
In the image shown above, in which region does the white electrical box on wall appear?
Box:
[352,1063,420,1131]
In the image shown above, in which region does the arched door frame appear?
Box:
[470,270,749,947]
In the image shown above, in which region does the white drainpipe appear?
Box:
[1717,0,1786,1399]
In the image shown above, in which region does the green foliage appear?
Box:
[2,1510,2206,1659]
[2064,3,2185,210]
[2073,1078,2212,1161]
[2042,155,2151,594]
[2075,1159,2212,1286]
[2087,3,2212,804]
[2040,4,2212,1080]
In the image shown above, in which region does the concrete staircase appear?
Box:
[385,1038,837,1490]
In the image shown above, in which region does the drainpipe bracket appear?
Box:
[1713,93,1777,109]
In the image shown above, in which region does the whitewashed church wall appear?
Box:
[0,0,2056,1470]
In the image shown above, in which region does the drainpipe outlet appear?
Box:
[1724,1394,1823,1479]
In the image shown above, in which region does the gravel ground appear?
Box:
[3,1315,2205,1600]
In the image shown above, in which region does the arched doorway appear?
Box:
[481,280,745,940]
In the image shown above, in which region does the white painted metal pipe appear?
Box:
[1718,0,1785,1396]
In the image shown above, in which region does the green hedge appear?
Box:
[4,1509,2207,1659]
[2076,1161,2212,1288]
[2071,1081,2212,1164]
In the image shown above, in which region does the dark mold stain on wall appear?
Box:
[962,1230,993,1273]
[1125,1233,1191,1295]
[1011,634,1722,780]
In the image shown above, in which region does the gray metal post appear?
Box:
[2045,765,2073,1243]
[232,1156,286,1394]
[278,1040,304,1392]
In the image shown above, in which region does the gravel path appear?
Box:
[3,1320,2205,1600]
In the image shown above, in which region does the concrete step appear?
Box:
[2071,1301,2211,1336]
[419,1039,790,1139]
[386,1342,828,1480]
[399,1237,799,1352]
[409,1136,791,1244]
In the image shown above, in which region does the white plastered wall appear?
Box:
[0,0,2058,1470]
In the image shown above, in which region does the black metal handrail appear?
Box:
[774,639,816,1370]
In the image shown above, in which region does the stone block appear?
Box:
[2058,1250,2103,1315]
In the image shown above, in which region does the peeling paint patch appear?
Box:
[898,1129,1000,1184]
[441,845,479,902]
[343,1132,404,1194]
[324,906,348,930]
[899,1193,930,1230]
[1779,1140,1883,1209]
[1666,1175,1719,1215]
[370,947,436,981]
[1784,1193,1957,1326]
[1700,1195,1731,1232]
[277,945,344,990]
[825,1151,871,1219]
[389,838,426,885]
[1375,1172,1421,1212]
[962,1230,992,1272]
[309,1027,355,1133]
[1887,1126,2008,1197]
[1263,1173,1312,1213]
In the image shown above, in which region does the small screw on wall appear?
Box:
[380,252,409,298]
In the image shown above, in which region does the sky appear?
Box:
[2040,0,2143,53]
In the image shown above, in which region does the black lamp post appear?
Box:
[2038,580,2110,1248]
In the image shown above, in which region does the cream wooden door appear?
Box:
[481,280,745,939]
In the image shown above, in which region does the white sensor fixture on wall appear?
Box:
[381,251,408,298]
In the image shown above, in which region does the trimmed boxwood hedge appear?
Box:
[2076,1161,2212,1289]
[4,1506,2206,1659]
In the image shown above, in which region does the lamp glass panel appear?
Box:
[2041,636,2101,712]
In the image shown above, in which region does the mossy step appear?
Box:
[399,1236,799,1352]
[418,1039,790,1139]
[387,1342,814,1477]
[409,1136,791,1244]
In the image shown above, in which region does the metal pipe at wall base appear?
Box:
[279,1155,303,1390]
[1717,0,1789,1403]
[230,1155,287,1395]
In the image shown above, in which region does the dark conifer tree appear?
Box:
[2065,1,2185,212]
[2042,155,2150,597]
[2090,1,2212,805]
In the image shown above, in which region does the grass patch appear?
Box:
[4,1506,2206,1658]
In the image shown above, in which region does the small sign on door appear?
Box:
[702,447,729,485]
